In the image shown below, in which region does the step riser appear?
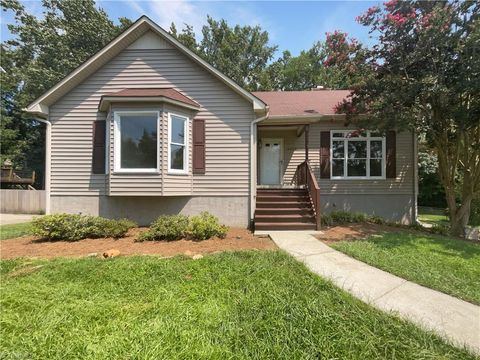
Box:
[257,191,308,196]
[255,217,315,224]
[255,209,314,215]
[257,197,310,203]
[257,203,311,209]
[255,224,317,230]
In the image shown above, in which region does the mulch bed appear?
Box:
[315,223,402,243]
[0,228,276,259]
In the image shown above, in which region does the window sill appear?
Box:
[112,171,161,175]
[330,177,386,180]
[167,171,189,176]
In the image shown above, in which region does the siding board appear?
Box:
[50,40,253,197]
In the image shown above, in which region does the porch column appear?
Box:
[304,124,310,162]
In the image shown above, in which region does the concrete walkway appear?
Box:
[0,213,38,225]
[263,230,480,354]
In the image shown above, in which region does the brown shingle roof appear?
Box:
[102,88,200,108]
[253,90,350,117]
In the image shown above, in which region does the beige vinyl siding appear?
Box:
[258,122,414,195]
[49,37,254,196]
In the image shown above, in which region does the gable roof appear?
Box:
[26,16,267,117]
[98,88,201,111]
[253,90,350,118]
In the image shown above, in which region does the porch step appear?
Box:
[255,214,315,223]
[255,208,314,215]
[255,222,317,231]
[254,188,317,231]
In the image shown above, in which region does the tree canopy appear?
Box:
[337,0,480,234]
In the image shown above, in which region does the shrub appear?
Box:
[321,211,386,226]
[137,212,228,241]
[321,214,334,226]
[137,214,190,241]
[32,214,136,241]
[186,212,228,240]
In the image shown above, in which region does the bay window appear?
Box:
[331,130,385,179]
[168,113,189,174]
[114,111,159,173]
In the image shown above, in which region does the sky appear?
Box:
[1,0,381,56]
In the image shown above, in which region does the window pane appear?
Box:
[347,159,367,176]
[332,159,344,177]
[370,159,382,176]
[332,132,344,138]
[346,130,367,138]
[332,140,344,159]
[120,115,157,169]
[170,144,184,170]
[370,140,383,158]
[171,116,185,144]
[348,141,367,159]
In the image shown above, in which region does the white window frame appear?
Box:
[113,111,160,173]
[167,112,189,175]
[330,130,386,180]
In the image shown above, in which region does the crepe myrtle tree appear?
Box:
[337,0,480,236]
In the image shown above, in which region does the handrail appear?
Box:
[294,161,321,229]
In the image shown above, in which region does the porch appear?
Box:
[255,123,321,230]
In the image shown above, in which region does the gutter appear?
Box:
[249,108,270,228]
[31,116,51,215]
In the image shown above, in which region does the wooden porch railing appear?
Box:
[294,161,321,229]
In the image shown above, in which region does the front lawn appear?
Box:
[0,251,474,359]
[330,231,480,305]
[0,223,32,240]
[418,213,450,226]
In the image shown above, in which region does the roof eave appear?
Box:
[98,96,201,112]
[26,16,267,114]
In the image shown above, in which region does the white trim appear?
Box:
[99,96,200,112]
[330,130,386,180]
[34,118,51,214]
[26,16,266,116]
[167,112,189,175]
[113,111,160,173]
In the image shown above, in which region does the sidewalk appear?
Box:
[262,230,480,354]
[0,213,38,225]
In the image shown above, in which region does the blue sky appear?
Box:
[1,0,381,56]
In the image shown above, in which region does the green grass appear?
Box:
[418,213,450,226]
[0,222,32,240]
[0,251,475,359]
[331,231,480,305]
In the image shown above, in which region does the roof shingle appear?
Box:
[102,88,200,108]
[253,90,350,117]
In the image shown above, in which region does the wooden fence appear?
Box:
[0,190,46,214]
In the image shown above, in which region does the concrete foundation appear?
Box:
[321,194,415,224]
[50,195,249,227]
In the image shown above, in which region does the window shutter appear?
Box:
[386,130,396,179]
[193,119,206,174]
[320,131,330,179]
[92,121,106,174]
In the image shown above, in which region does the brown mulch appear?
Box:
[316,223,401,243]
[0,228,276,259]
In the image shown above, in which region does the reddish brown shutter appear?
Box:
[193,119,206,174]
[320,131,331,179]
[92,121,106,174]
[386,130,396,179]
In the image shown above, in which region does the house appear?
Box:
[25,16,417,230]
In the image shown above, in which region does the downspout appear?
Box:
[33,117,51,215]
[250,108,269,228]
[412,130,418,224]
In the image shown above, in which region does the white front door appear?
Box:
[260,138,283,185]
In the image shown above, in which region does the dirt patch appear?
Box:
[316,223,402,243]
[0,228,276,259]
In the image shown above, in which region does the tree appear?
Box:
[169,22,198,53]
[337,0,480,235]
[1,0,132,187]
[200,16,277,91]
[261,32,368,91]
